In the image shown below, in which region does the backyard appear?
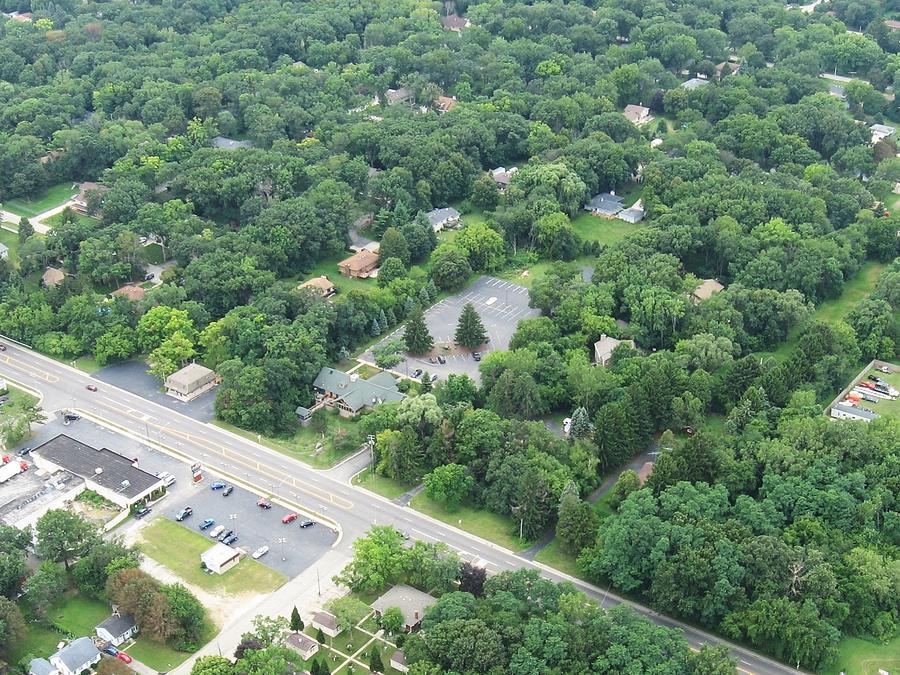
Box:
[43,211,99,228]
[0,228,20,265]
[9,592,110,664]
[138,518,287,594]
[3,182,77,218]
[823,634,900,675]
[571,212,647,247]
[299,251,377,294]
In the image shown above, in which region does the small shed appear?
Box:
[285,632,319,660]
[165,363,218,402]
[200,543,241,575]
[295,406,313,427]
[390,650,409,673]
[96,611,138,646]
[311,611,340,638]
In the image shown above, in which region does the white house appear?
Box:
[30,637,101,675]
[311,611,341,638]
[830,402,878,422]
[870,123,896,144]
[96,611,138,646]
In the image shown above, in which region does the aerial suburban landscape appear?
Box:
[0,0,898,674]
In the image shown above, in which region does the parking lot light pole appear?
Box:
[278,537,286,561]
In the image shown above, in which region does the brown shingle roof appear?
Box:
[111,284,145,302]
[299,276,335,294]
[42,267,65,287]
[339,250,379,272]
[692,279,724,301]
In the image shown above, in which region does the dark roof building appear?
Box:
[31,435,163,508]
[96,611,138,646]
[313,367,405,417]
[371,584,437,631]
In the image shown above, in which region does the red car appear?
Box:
[86,384,98,392]
[282,513,298,524]
[116,652,133,664]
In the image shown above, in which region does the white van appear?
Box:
[156,471,176,487]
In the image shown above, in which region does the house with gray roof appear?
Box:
[681,77,709,91]
[424,207,461,232]
[385,87,414,106]
[165,362,218,401]
[212,136,254,150]
[584,192,624,217]
[32,637,101,675]
[371,584,437,632]
[313,367,405,417]
[28,659,55,675]
[96,611,138,646]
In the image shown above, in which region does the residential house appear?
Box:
[681,77,709,91]
[39,150,63,165]
[371,584,437,632]
[425,207,461,232]
[691,278,725,302]
[830,402,878,422]
[583,192,624,217]
[39,637,101,675]
[593,334,635,366]
[200,542,241,574]
[390,651,409,673]
[96,611,138,647]
[285,632,319,660]
[338,250,380,278]
[885,18,900,30]
[440,14,470,31]
[311,611,340,638]
[312,367,405,417]
[0,243,7,261]
[490,167,518,190]
[111,284,145,302]
[211,136,254,150]
[385,88,414,106]
[617,200,645,224]
[434,95,457,114]
[870,123,896,144]
[165,363,218,402]
[71,182,107,215]
[714,60,740,78]
[28,659,54,675]
[623,104,651,125]
[298,275,336,298]
[41,267,66,288]
[4,11,32,21]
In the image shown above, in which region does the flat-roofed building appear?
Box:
[165,363,218,402]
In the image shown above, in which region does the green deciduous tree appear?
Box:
[35,509,98,570]
[424,464,474,511]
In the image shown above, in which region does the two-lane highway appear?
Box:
[0,342,805,675]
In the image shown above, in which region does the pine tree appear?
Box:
[556,481,598,554]
[370,317,381,337]
[569,406,593,439]
[378,308,389,328]
[454,303,488,350]
[310,659,321,675]
[425,279,438,300]
[316,627,326,644]
[290,606,303,632]
[368,649,384,673]
[403,295,415,316]
[404,308,434,354]
[319,659,331,675]
[420,372,433,392]
[418,285,431,305]
[385,308,397,326]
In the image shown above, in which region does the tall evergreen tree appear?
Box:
[569,406,593,439]
[556,481,598,554]
[290,606,303,632]
[418,285,431,305]
[378,308,389,328]
[455,303,488,349]
[370,317,381,337]
[369,649,384,673]
[404,308,434,354]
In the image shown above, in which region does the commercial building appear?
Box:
[30,435,163,509]
[165,363,218,402]
[200,542,241,574]
[371,584,437,632]
[313,367,405,417]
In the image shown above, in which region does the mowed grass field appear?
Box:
[571,212,647,247]
[410,492,532,551]
[823,635,900,675]
[3,182,77,217]
[139,518,286,594]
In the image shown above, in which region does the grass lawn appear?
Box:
[858,364,900,421]
[410,493,532,551]
[0,386,39,441]
[496,255,594,290]
[822,634,900,675]
[534,538,585,579]
[571,212,647,247]
[48,592,111,636]
[144,242,165,264]
[0,228,20,262]
[8,622,62,663]
[43,211,99,228]
[352,468,411,500]
[139,518,287,594]
[3,182,77,217]
[758,261,886,363]
[214,407,363,469]
[126,629,214,671]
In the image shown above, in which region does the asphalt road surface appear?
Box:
[0,340,805,675]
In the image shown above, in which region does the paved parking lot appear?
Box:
[362,275,539,383]
[21,415,335,577]
[92,361,216,422]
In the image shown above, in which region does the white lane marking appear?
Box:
[411,528,438,540]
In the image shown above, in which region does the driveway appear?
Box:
[92,361,216,422]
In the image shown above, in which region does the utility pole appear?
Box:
[278,537,287,561]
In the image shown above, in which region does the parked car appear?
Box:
[133,506,151,519]
[85,384,98,392]
[210,481,226,490]
[472,351,481,361]
[63,412,81,422]
[209,525,225,538]
[199,518,215,530]
[282,513,298,524]
[411,368,423,378]
[876,366,892,374]
[175,507,193,521]
[0,344,6,351]
[257,498,272,509]
[102,646,119,657]
[144,272,154,281]
[428,356,437,364]
[222,485,234,496]
[217,529,233,542]
[430,374,439,383]
[437,355,446,364]
[156,471,176,487]
[252,545,269,559]
[298,519,315,528]
[222,533,238,545]
[17,446,32,457]
[116,653,133,664]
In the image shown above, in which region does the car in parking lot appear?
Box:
[257,498,272,509]
[102,646,119,657]
[222,485,234,496]
[472,351,481,361]
[217,529,233,542]
[411,368,423,378]
[430,373,439,383]
[437,355,446,364]
[209,524,225,538]
[144,272,154,281]
[429,356,437,364]
[63,412,81,422]
[298,519,315,528]
[0,344,5,351]
[282,513,298,524]
[175,506,193,521]
[199,518,215,530]
[210,481,226,490]
[222,533,238,545]
[133,506,151,519]
[252,545,269,559]
[116,652,133,664]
